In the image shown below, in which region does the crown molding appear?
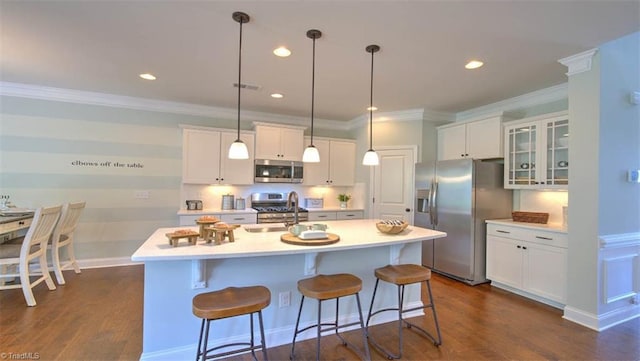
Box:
[0,81,348,130]
[1,81,568,131]
[558,48,598,76]
[455,83,568,122]
[347,108,425,129]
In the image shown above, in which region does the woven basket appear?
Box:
[376,221,409,234]
[512,211,549,224]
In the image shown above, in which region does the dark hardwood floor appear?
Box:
[1,265,638,361]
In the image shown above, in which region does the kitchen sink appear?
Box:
[243,226,289,233]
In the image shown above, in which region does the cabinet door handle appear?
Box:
[496,230,510,234]
[345,214,355,217]
[535,236,553,240]
[232,217,245,221]
[317,215,327,218]
[460,154,465,157]
[522,246,527,250]
[18,221,25,225]
[517,245,522,249]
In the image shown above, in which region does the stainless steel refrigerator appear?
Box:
[415,159,512,285]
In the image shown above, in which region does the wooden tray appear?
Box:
[280,232,340,246]
[512,211,549,224]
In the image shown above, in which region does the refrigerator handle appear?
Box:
[431,181,438,226]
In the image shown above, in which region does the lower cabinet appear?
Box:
[179,213,257,226]
[308,210,364,222]
[486,222,568,306]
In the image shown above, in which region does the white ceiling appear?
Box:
[1,1,639,121]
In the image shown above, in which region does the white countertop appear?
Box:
[131,219,446,262]
[486,219,567,234]
[306,207,364,212]
[177,208,257,216]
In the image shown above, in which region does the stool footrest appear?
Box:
[200,342,264,360]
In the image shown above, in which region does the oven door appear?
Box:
[255,159,303,183]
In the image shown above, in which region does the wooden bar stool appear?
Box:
[290,273,371,361]
[192,286,271,361]
[366,264,442,359]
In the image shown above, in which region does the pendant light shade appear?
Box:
[303,29,322,163]
[363,44,380,166]
[228,11,250,160]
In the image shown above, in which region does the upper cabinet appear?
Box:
[182,127,255,185]
[437,114,504,160]
[504,111,569,189]
[254,123,305,161]
[303,138,356,186]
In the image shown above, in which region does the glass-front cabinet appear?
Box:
[504,111,568,189]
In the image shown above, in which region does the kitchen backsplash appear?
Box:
[181,183,366,210]
[514,190,568,225]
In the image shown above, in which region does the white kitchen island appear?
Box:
[131,219,446,361]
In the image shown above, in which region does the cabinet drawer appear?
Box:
[219,214,256,224]
[487,223,567,248]
[308,212,337,221]
[179,215,201,226]
[0,218,33,234]
[336,211,364,220]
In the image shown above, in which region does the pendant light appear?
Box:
[228,11,250,160]
[302,29,322,163]
[362,44,380,166]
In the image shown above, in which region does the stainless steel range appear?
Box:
[251,192,309,224]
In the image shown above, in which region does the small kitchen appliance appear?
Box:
[186,200,203,210]
[254,159,303,183]
[251,192,309,224]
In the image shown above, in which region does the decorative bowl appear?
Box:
[556,137,569,148]
[516,141,532,151]
[376,220,409,234]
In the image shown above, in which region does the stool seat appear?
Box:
[193,286,270,320]
[192,285,271,361]
[298,273,362,300]
[374,264,431,285]
[291,273,371,361]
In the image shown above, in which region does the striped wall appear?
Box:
[0,96,234,259]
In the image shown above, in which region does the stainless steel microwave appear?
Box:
[255,159,303,183]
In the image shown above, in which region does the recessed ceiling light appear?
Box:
[139,73,156,80]
[273,47,291,57]
[367,106,378,111]
[465,60,484,70]
[271,93,284,99]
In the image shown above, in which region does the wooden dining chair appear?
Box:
[50,201,86,285]
[0,205,62,306]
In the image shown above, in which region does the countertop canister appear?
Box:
[221,194,234,210]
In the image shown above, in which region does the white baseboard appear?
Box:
[139,302,425,361]
[563,303,640,331]
[489,281,565,309]
[77,256,140,269]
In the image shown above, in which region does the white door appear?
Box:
[371,147,415,223]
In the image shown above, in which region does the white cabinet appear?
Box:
[179,212,256,226]
[504,111,569,189]
[308,211,337,222]
[336,210,364,220]
[307,210,364,222]
[182,128,254,185]
[437,115,504,161]
[303,138,356,186]
[486,222,568,306]
[254,123,304,161]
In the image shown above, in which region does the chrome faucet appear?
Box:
[286,191,299,225]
